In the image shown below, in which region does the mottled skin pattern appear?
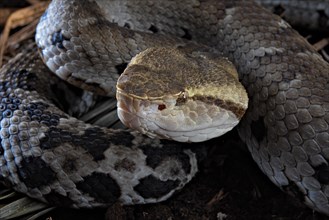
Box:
[0,0,329,216]
[0,44,199,208]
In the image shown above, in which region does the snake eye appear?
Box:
[158,104,166,111]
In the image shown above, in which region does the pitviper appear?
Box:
[0,0,328,216]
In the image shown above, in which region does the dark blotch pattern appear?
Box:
[315,164,329,184]
[108,130,134,147]
[44,191,74,207]
[51,30,69,49]
[192,95,246,119]
[74,127,111,160]
[251,117,266,142]
[0,70,38,91]
[18,156,56,188]
[40,127,65,150]
[140,140,191,174]
[23,101,64,127]
[134,175,179,199]
[40,127,111,161]
[76,172,121,204]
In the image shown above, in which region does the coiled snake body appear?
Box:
[0,0,329,215]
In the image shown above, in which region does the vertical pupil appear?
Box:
[158,104,166,111]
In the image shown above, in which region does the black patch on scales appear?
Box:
[76,172,121,204]
[44,191,74,207]
[314,164,329,184]
[134,175,179,199]
[51,30,69,49]
[73,127,111,160]
[107,130,134,147]
[140,140,191,174]
[0,70,38,91]
[40,127,111,161]
[22,101,64,126]
[17,156,57,188]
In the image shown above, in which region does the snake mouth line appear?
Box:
[117,92,240,142]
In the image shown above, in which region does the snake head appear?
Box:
[116,47,248,142]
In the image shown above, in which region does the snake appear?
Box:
[0,0,328,216]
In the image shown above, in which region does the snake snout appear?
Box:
[117,87,242,142]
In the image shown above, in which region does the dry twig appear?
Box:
[0,1,49,66]
[313,38,329,51]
